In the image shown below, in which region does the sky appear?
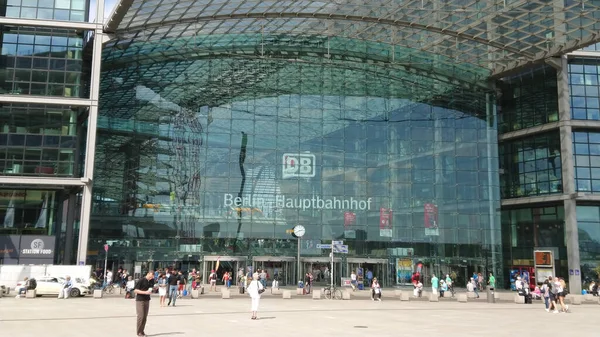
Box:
[89,0,120,23]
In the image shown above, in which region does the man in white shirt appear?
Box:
[106,270,113,286]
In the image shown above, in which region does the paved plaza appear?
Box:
[0,292,597,337]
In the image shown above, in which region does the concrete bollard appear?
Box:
[466,292,476,299]
[394,290,403,299]
[282,290,292,299]
[583,294,594,302]
[93,289,103,299]
[221,289,231,299]
[271,288,282,295]
[312,290,321,299]
[342,290,351,300]
[458,294,467,303]
[429,293,439,302]
[26,290,36,298]
[400,292,410,301]
[514,295,524,304]
[191,289,200,299]
[571,295,582,305]
[297,288,304,295]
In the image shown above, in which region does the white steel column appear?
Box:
[76,0,105,265]
[553,55,581,295]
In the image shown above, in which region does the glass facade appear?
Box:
[0,104,80,176]
[499,133,562,199]
[91,72,502,286]
[0,189,57,234]
[6,0,600,292]
[0,25,87,97]
[573,131,600,193]
[1,0,88,22]
[501,206,566,282]
[570,59,600,120]
[498,67,558,133]
[576,206,600,282]
[0,3,91,265]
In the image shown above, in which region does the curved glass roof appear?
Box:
[105,0,600,79]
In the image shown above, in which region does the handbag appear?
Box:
[256,281,265,294]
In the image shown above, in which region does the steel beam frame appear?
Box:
[0,95,92,106]
[76,0,105,265]
[0,17,98,30]
[0,176,86,186]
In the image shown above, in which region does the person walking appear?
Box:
[167,269,180,307]
[134,272,154,337]
[541,280,551,312]
[350,271,357,291]
[209,269,218,292]
[157,273,167,307]
[371,277,382,301]
[223,271,231,289]
[470,277,480,298]
[557,277,569,313]
[247,272,264,320]
[488,272,496,290]
[431,274,439,296]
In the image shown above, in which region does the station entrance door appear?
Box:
[202,256,247,285]
[347,258,389,287]
[301,257,342,286]
[252,256,295,286]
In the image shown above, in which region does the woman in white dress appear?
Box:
[247,272,264,320]
[158,273,168,307]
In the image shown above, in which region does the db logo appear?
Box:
[282,153,316,179]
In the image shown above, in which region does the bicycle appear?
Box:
[323,285,343,300]
[103,283,117,295]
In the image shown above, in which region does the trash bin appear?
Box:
[487,288,496,303]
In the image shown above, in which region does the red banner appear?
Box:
[344,212,356,228]
[379,208,393,229]
[424,203,438,228]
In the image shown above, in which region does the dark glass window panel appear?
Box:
[8,134,25,146]
[24,135,42,146]
[43,135,59,147]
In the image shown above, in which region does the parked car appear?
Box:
[14,276,90,297]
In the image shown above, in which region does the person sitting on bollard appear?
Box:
[15,277,30,298]
[58,276,73,299]
[416,280,423,298]
[439,280,447,298]
[126,276,135,299]
[467,277,479,298]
